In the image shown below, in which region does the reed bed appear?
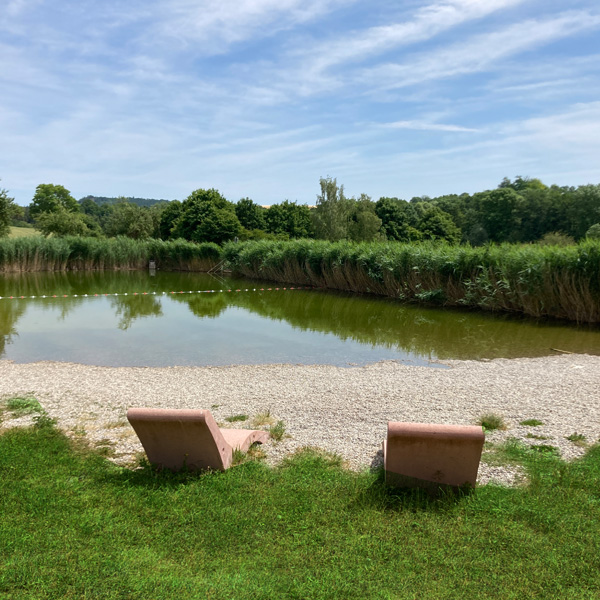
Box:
[0,237,221,273]
[223,239,600,323]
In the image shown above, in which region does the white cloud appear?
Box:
[297,0,526,72]
[360,10,600,90]
[158,0,354,53]
[381,120,479,132]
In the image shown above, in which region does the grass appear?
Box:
[224,414,249,423]
[269,419,287,441]
[566,433,587,446]
[223,238,600,323]
[8,226,40,238]
[520,419,544,427]
[252,410,276,427]
[1,424,599,599]
[478,413,507,432]
[4,395,42,416]
[0,236,222,272]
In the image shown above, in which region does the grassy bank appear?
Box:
[224,239,600,323]
[0,419,599,599]
[0,236,221,272]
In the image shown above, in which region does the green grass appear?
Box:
[223,238,600,323]
[520,419,544,427]
[478,413,507,432]
[566,433,587,446]
[1,424,599,599]
[4,396,42,416]
[8,226,40,238]
[224,413,249,423]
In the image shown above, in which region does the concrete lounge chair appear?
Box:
[383,422,484,492]
[127,408,268,471]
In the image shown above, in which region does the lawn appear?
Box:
[1,415,599,599]
[8,226,41,238]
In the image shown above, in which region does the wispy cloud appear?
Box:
[296,0,526,72]
[359,10,600,90]
[381,120,480,133]
[158,0,354,53]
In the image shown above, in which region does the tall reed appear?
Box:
[223,239,600,323]
[0,237,221,273]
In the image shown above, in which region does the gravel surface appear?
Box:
[1,354,599,487]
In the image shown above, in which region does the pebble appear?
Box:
[1,354,599,487]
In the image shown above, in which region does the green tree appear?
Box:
[0,184,16,237]
[157,200,183,240]
[236,198,266,231]
[311,177,352,241]
[347,194,383,242]
[103,200,154,239]
[471,188,524,243]
[29,184,80,220]
[375,197,421,242]
[585,223,600,240]
[36,206,91,237]
[173,189,242,244]
[264,200,312,239]
[414,204,461,244]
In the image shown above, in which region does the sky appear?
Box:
[1,0,600,207]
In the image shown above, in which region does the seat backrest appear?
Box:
[385,422,484,490]
[127,408,232,471]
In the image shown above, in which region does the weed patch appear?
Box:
[478,413,507,431]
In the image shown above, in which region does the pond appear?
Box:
[1,270,599,367]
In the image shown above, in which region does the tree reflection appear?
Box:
[110,295,163,330]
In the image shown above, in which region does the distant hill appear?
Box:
[78,196,172,208]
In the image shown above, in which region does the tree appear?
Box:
[375,197,421,242]
[347,194,382,242]
[311,177,352,241]
[172,188,242,244]
[36,206,91,237]
[414,204,461,244]
[264,200,312,239]
[157,200,183,240]
[0,184,16,237]
[471,188,524,243]
[236,198,266,231]
[586,223,600,240]
[29,184,80,220]
[103,200,154,239]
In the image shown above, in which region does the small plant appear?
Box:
[252,410,276,427]
[478,413,507,432]
[269,420,287,442]
[526,433,550,440]
[33,413,57,429]
[520,419,544,427]
[225,414,248,423]
[525,433,550,440]
[232,448,246,465]
[530,444,559,456]
[6,396,42,417]
[566,433,587,446]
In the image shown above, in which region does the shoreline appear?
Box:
[1,354,599,486]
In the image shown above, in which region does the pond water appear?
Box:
[1,270,599,367]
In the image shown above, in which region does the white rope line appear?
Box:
[0,286,313,300]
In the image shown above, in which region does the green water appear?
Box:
[1,270,599,367]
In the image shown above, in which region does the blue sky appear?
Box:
[2,0,600,206]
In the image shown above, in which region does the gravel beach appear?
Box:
[1,354,599,486]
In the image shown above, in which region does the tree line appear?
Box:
[2,176,600,245]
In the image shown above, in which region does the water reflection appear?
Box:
[0,271,599,366]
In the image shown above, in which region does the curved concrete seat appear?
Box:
[127,408,268,471]
[383,422,484,492]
